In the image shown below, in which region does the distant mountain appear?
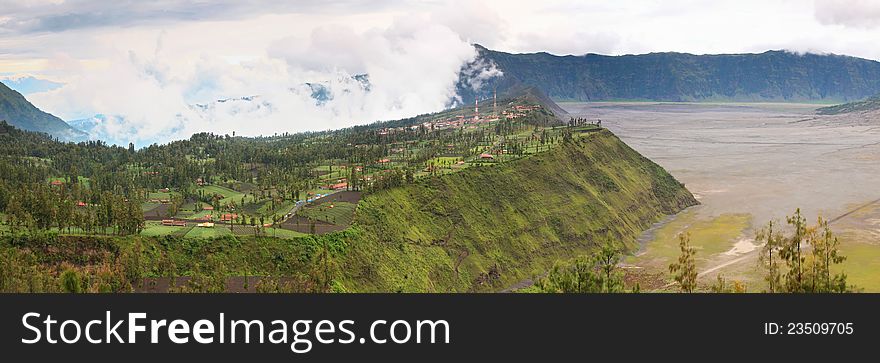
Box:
[0,76,63,95]
[0,80,85,141]
[467,45,880,103]
[453,59,568,120]
[817,95,880,115]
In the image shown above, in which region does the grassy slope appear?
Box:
[1,130,696,292]
[817,95,880,115]
[340,130,698,292]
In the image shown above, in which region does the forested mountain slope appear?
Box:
[466,45,880,103]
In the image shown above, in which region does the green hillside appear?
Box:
[0,127,696,292]
[462,45,880,103]
[0,80,85,141]
[817,95,880,115]
[339,129,697,292]
[0,85,693,292]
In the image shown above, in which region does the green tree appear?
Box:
[538,243,624,293]
[61,268,82,293]
[809,217,847,292]
[669,232,697,293]
[709,275,746,293]
[761,211,853,293]
[780,209,807,292]
[757,220,783,292]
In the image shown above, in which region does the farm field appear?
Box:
[281,191,363,234]
[197,185,245,205]
[299,201,357,226]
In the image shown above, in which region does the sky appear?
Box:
[2,0,880,145]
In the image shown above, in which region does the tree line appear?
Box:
[538,208,856,293]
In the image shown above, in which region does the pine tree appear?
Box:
[669,232,697,293]
[757,220,782,292]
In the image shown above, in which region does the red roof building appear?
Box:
[480,153,494,159]
[331,182,348,190]
[377,158,390,163]
[220,213,238,221]
[50,180,64,186]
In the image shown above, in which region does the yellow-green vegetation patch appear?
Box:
[266,227,308,239]
[148,191,179,200]
[187,209,214,220]
[198,185,245,205]
[299,201,357,226]
[141,202,161,212]
[141,223,185,237]
[184,226,232,239]
[631,210,751,269]
[836,237,880,292]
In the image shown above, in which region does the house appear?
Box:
[220,213,238,221]
[377,158,390,163]
[161,220,175,226]
[203,205,214,211]
[480,153,494,160]
[197,222,214,228]
[173,220,187,227]
[76,201,87,207]
[331,182,348,190]
[50,180,64,186]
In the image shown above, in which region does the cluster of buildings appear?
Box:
[501,105,542,119]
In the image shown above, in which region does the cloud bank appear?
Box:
[815,0,880,29]
[26,14,482,146]
[7,0,880,145]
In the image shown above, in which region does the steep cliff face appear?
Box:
[462,45,880,103]
[342,130,698,292]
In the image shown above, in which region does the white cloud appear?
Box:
[27,13,479,146]
[815,0,880,29]
[7,0,880,145]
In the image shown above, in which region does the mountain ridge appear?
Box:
[467,45,880,103]
[0,80,85,141]
[817,95,880,115]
